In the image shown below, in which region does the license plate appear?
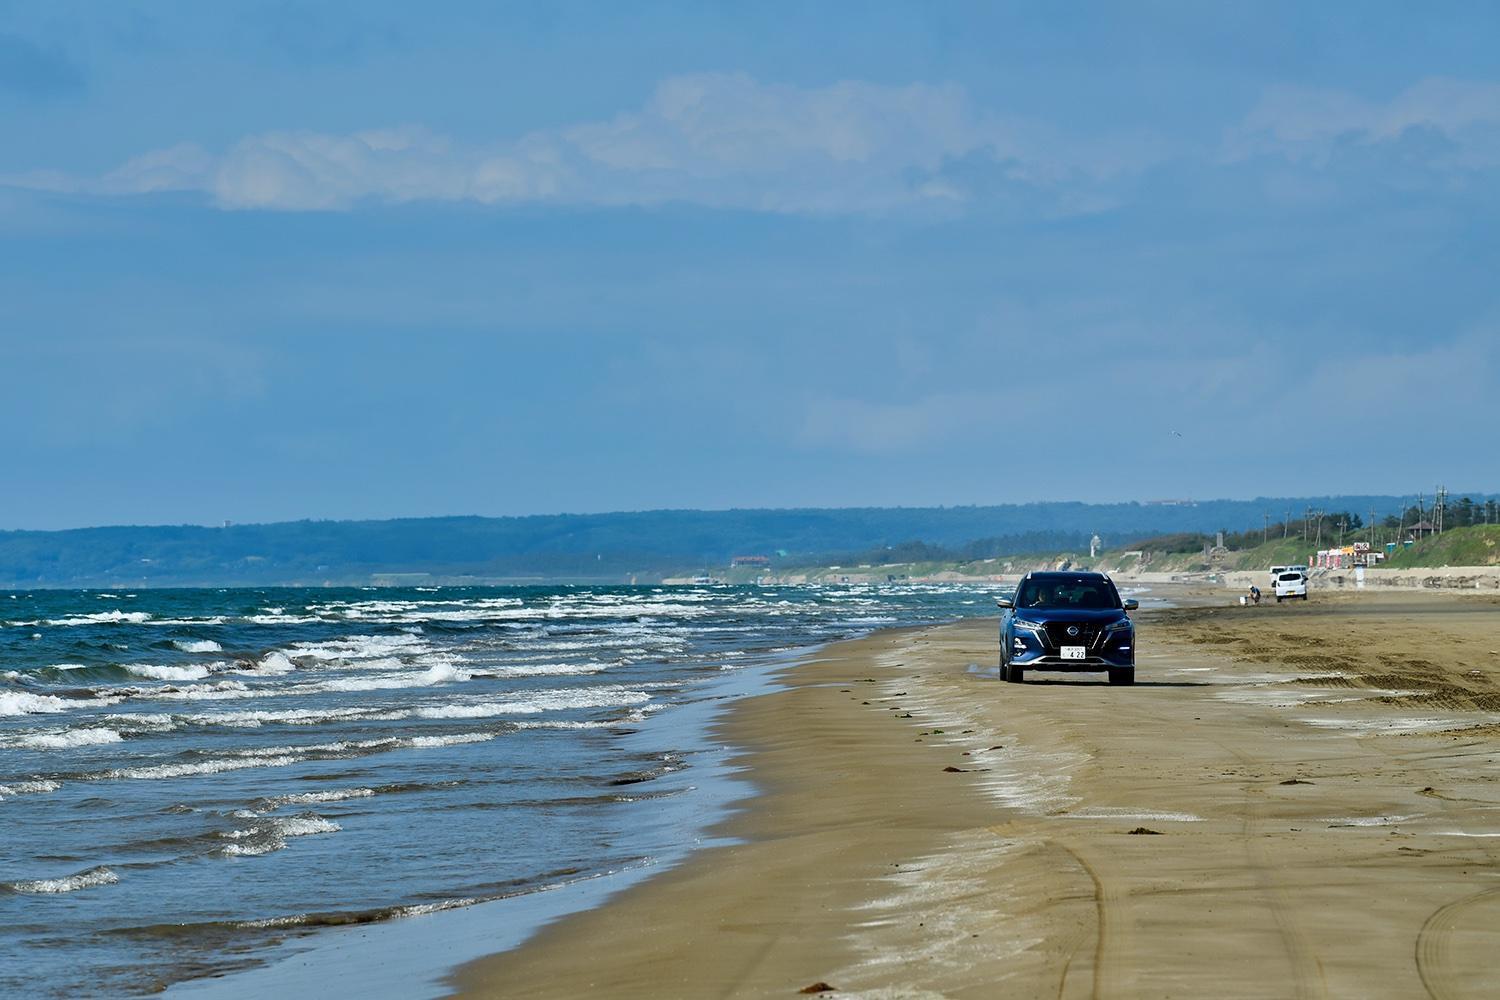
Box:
[1061,646,1086,660]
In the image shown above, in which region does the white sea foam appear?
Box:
[108,754,306,780]
[182,707,373,728]
[506,640,614,652]
[407,733,494,748]
[289,634,430,661]
[469,662,612,678]
[126,663,212,682]
[275,815,341,836]
[228,740,362,758]
[512,719,622,730]
[265,788,375,808]
[102,730,493,781]
[250,651,297,675]
[7,866,119,894]
[246,613,322,625]
[150,680,259,701]
[412,686,650,719]
[173,639,223,653]
[45,610,151,626]
[12,727,124,750]
[219,842,282,858]
[227,734,491,756]
[0,691,76,715]
[317,662,470,692]
[105,713,175,731]
[0,779,61,798]
[220,815,341,856]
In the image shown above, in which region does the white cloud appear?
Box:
[4,73,1109,213]
[1228,77,1500,169]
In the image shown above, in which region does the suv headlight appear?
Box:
[1104,618,1133,633]
[1013,618,1045,634]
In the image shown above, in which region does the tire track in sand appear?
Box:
[1127,696,1330,999]
[1415,885,1500,1000]
[1240,788,1328,1000]
[1054,840,1132,1000]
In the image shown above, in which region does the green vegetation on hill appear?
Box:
[0,494,1488,588]
[1381,525,1500,568]
[1219,537,1317,571]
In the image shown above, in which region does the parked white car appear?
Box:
[1273,571,1308,602]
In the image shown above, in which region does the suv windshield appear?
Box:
[1015,577,1120,610]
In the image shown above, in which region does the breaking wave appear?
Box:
[6,866,119,894]
[125,663,213,682]
[1,691,82,716]
[412,686,651,718]
[219,815,342,857]
[45,611,152,626]
[9,727,124,750]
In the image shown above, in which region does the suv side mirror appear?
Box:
[1122,598,1139,611]
[995,596,1013,609]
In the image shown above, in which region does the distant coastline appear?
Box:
[2,494,1482,589]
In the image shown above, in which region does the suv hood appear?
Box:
[1010,607,1129,623]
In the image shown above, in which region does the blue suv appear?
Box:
[998,571,1138,685]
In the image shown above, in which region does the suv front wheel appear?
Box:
[1108,666,1134,685]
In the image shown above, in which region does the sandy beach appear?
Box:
[451,589,1500,998]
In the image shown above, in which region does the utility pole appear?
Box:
[1435,485,1447,534]
[1284,511,1291,539]
[1263,512,1269,545]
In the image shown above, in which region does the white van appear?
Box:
[1273,571,1308,602]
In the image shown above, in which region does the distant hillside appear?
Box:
[1382,525,1500,567]
[0,496,1464,587]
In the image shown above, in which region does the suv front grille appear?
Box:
[1043,622,1102,649]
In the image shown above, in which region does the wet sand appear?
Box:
[451,590,1500,998]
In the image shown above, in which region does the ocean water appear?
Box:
[0,584,990,996]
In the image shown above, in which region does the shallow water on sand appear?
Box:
[1,583,991,996]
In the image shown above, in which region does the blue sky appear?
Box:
[3,2,1497,529]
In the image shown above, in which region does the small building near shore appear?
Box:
[730,555,771,568]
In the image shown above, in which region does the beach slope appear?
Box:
[453,593,1500,998]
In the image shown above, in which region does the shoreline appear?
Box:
[165,643,812,1000]
[451,588,1500,997]
[737,566,1500,592]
